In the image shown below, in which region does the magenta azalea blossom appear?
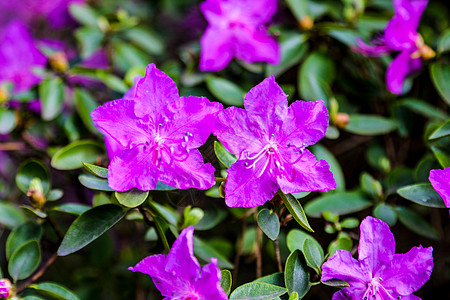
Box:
[199,0,281,72]
[322,216,433,300]
[129,226,228,300]
[91,64,222,192]
[212,75,336,207]
[0,279,11,298]
[354,0,433,94]
[0,21,46,93]
[429,167,450,212]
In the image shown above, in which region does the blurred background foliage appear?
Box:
[0,0,449,299]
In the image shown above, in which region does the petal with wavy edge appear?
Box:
[429,168,450,209]
[393,0,428,29]
[199,28,233,72]
[386,50,420,95]
[196,258,228,300]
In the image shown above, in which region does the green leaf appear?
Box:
[20,206,47,218]
[50,203,91,215]
[194,205,227,230]
[373,203,397,226]
[183,207,204,227]
[6,221,42,259]
[0,202,27,229]
[288,292,299,300]
[437,28,450,53]
[396,206,440,240]
[115,189,149,208]
[286,229,321,255]
[284,250,310,298]
[278,191,313,232]
[220,270,232,296]
[346,114,397,135]
[214,141,237,168]
[304,191,372,218]
[73,88,100,134]
[124,27,164,55]
[397,98,449,121]
[74,27,103,58]
[257,209,280,241]
[266,33,308,77]
[16,160,50,195]
[8,240,41,281]
[286,0,309,21]
[58,204,126,256]
[321,279,350,287]
[205,75,245,106]
[430,63,450,106]
[154,181,177,191]
[230,282,287,300]
[302,238,324,274]
[82,162,108,178]
[429,120,450,140]
[360,172,382,200]
[193,236,234,269]
[328,233,353,256]
[431,145,450,169]
[112,41,148,72]
[94,72,128,93]
[79,174,114,191]
[310,144,345,191]
[39,77,65,121]
[51,140,103,170]
[47,189,64,201]
[0,108,16,134]
[397,183,446,208]
[69,3,100,27]
[30,282,80,300]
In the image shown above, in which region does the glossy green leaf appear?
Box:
[94,71,128,93]
[288,292,299,300]
[286,229,321,254]
[328,233,353,256]
[230,282,287,300]
[8,240,41,281]
[112,41,148,72]
[266,33,308,77]
[58,204,126,256]
[68,3,100,27]
[430,63,450,106]
[397,183,446,208]
[321,279,350,287]
[286,0,309,21]
[124,27,164,55]
[82,162,108,178]
[155,181,177,191]
[373,203,398,226]
[115,189,149,208]
[429,120,450,140]
[20,206,47,219]
[51,140,103,170]
[79,174,114,191]
[214,141,237,168]
[183,207,204,227]
[396,206,440,240]
[305,191,372,218]
[255,272,285,286]
[278,191,313,232]
[310,144,345,191]
[346,114,397,135]
[50,203,91,215]
[205,75,245,106]
[194,206,227,231]
[431,145,450,169]
[302,238,324,274]
[6,221,42,259]
[193,236,234,269]
[74,27,103,58]
[220,270,232,296]
[257,209,280,241]
[73,88,100,134]
[30,282,80,300]
[397,98,449,121]
[284,250,310,298]
[437,28,450,53]
[16,160,50,195]
[39,77,65,121]
[360,173,382,200]
[47,189,64,201]
[0,202,27,229]
[0,108,16,134]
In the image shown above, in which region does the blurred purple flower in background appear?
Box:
[129,226,228,300]
[91,64,222,192]
[354,0,434,94]
[213,75,335,207]
[0,279,11,299]
[199,0,280,71]
[429,167,450,213]
[0,20,46,93]
[322,216,433,300]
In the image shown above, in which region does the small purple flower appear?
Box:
[0,20,46,93]
[429,167,450,213]
[0,279,11,298]
[91,64,222,192]
[354,0,434,94]
[322,216,433,300]
[199,0,281,72]
[129,226,228,300]
[212,75,335,207]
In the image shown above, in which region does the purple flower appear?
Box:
[212,75,335,207]
[0,20,46,93]
[199,0,281,72]
[0,279,11,298]
[129,226,228,300]
[91,64,222,192]
[429,167,450,213]
[354,0,434,94]
[322,216,433,300]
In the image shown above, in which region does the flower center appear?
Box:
[362,277,400,300]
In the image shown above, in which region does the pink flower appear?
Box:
[0,279,11,299]
[429,167,450,213]
[199,0,281,72]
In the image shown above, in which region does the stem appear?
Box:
[274,237,283,273]
[16,252,58,293]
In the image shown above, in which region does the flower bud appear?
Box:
[49,51,69,73]
[299,16,313,30]
[27,178,46,209]
[0,279,11,298]
[332,113,350,129]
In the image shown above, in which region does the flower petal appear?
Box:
[358,217,395,274]
[386,49,420,95]
[277,149,336,194]
[158,149,216,190]
[380,246,433,296]
[108,146,158,192]
[133,64,179,119]
[384,16,417,51]
[224,159,279,207]
[429,168,450,209]
[196,258,228,300]
[91,99,150,148]
[393,0,428,29]
[199,27,234,72]
[234,26,280,65]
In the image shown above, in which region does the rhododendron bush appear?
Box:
[0,0,449,299]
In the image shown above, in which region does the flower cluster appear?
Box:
[322,216,433,300]
[354,0,434,94]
